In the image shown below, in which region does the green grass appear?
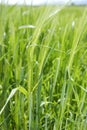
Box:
[0,4,87,130]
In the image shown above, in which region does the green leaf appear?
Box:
[0,86,28,115]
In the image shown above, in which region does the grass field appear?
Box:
[0,4,87,130]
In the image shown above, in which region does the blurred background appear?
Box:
[0,0,87,5]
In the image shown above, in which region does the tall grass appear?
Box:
[0,4,87,130]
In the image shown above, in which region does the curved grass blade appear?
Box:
[0,86,28,115]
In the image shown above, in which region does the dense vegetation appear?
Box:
[0,4,87,130]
